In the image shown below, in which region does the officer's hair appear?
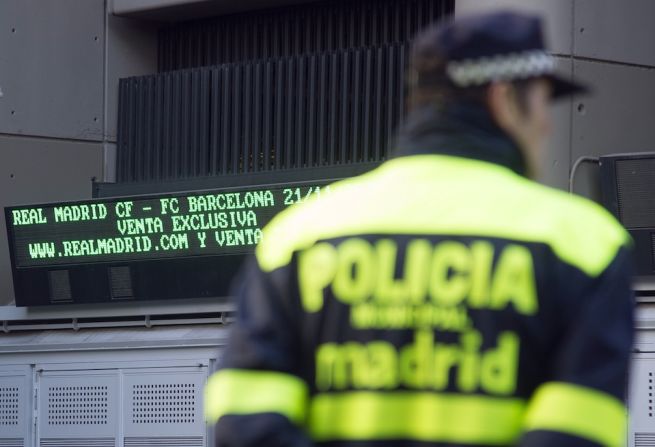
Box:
[408,76,535,114]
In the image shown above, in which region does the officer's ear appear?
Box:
[486,81,522,132]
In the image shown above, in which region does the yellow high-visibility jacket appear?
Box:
[206,105,635,447]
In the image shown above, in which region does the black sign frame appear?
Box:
[6,164,378,306]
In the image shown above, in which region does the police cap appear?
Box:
[412,10,587,98]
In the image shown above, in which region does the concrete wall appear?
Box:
[456,0,655,197]
[0,1,157,304]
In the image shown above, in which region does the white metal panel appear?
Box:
[0,345,221,446]
[0,366,29,447]
[36,360,213,373]
[0,325,228,356]
[574,0,655,67]
[629,355,655,447]
[1,345,221,369]
[122,366,207,444]
[38,370,119,445]
[0,298,233,322]
[455,0,574,55]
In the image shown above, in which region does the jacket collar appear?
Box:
[393,103,528,176]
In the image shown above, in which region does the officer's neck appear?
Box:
[394,102,529,177]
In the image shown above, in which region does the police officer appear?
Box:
[206,10,634,447]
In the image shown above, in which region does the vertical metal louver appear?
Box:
[209,44,406,174]
[117,0,453,183]
[118,69,211,181]
[118,44,406,181]
[158,0,454,71]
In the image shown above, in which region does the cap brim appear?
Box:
[546,73,589,99]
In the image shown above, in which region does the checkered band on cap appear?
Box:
[446,50,555,87]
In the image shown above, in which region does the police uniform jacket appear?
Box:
[206,102,635,447]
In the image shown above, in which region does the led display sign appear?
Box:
[5,180,333,306]
[8,183,331,267]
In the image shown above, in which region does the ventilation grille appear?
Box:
[125,437,203,446]
[47,386,108,425]
[636,433,655,446]
[158,0,453,71]
[616,158,655,228]
[40,439,114,447]
[132,384,196,424]
[109,266,134,300]
[649,371,654,418]
[48,270,72,304]
[0,387,19,426]
[0,439,23,447]
[117,44,405,182]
